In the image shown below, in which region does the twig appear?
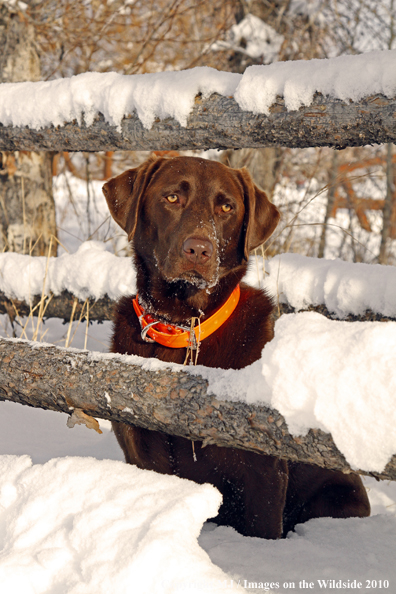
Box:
[32,237,53,341]
[65,297,78,348]
[84,301,90,350]
[67,298,89,347]
[21,176,27,254]
[29,233,43,256]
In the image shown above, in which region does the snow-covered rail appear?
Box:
[1,245,395,321]
[1,332,395,481]
[1,50,396,151]
[1,92,395,151]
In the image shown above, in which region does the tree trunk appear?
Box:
[0,3,56,256]
[219,147,283,198]
[217,6,285,200]
[318,150,338,258]
[378,143,395,264]
[0,337,395,481]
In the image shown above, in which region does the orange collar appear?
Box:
[133,284,240,349]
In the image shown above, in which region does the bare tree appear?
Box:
[379,143,395,263]
[214,0,336,200]
[329,0,396,263]
[26,0,235,78]
[0,2,56,256]
[318,150,339,258]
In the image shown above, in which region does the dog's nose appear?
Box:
[183,237,213,264]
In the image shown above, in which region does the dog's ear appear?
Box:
[236,167,280,260]
[102,156,162,239]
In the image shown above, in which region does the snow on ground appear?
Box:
[53,170,127,256]
[269,173,389,264]
[199,514,396,591]
[0,454,234,594]
[0,394,395,594]
[0,49,395,131]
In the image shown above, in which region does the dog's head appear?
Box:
[103,156,279,312]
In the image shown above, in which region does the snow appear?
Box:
[211,14,284,63]
[0,455,235,594]
[234,49,396,115]
[53,170,127,256]
[0,401,121,463]
[200,515,396,590]
[0,241,135,301]
[1,316,396,592]
[1,242,395,318]
[0,68,240,131]
[260,253,396,319]
[2,0,27,10]
[189,312,396,472]
[0,50,395,130]
[1,160,396,591]
[2,311,396,473]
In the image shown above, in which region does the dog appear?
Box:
[103,155,370,539]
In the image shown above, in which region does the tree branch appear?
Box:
[0,92,395,152]
[1,337,395,481]
[0,290,114,323]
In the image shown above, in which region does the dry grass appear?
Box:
[1,231,94,349]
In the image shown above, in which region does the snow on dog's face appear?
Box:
[103,155,279,314]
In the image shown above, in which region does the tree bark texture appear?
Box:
[0,92,396,153]
[1,290,395,324]
[0,4,56,256]
[0,290,114,323]
[0,337,395,482]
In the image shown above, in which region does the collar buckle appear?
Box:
[138,316,157,343]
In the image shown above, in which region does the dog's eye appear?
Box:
[166,194,178,203]
[221,204,232,213]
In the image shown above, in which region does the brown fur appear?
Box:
[103,156,370,539]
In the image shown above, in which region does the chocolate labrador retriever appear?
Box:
[103,155,370,539]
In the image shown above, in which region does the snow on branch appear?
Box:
[1,336,395,482]
[264,254,396,320]
[0,242,133,322]
[0,50,396,150]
